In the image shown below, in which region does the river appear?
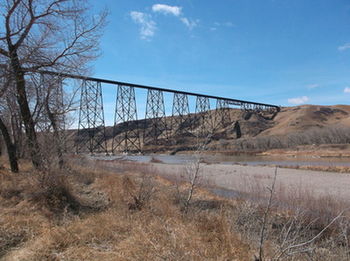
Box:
[90,153,350,168]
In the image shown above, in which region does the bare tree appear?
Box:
[181,135,211,213]
[0,66,18,172]
[0,0,106,170]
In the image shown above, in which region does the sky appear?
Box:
[86,0,350,124]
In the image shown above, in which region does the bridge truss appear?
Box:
[36,71,280,154]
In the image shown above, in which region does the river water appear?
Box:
[91,154,350,168]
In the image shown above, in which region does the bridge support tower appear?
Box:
[76,80,107,154]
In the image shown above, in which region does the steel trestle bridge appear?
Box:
[37,70,280,154]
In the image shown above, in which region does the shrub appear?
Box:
[31,171,81,215]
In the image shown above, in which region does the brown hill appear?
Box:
[70,104,350,153]
[227,104,350,153]
[260,105,350,136]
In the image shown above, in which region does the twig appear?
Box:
[274,209,348,260]
[257,166,278,261]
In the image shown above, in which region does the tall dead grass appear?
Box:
[1,157,350,260]
[0,159,254,260]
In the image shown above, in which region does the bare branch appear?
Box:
[0,47,9,56]
[276,210,347,259]
[257,167,278,261]
[13,0,63,49]
[5,0,22,48]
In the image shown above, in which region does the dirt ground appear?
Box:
[149,162,350,201]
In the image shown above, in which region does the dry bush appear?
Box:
[69,168,96,185]
[224,169,350,260]
[0,170,23,202]
[30,171,82,215]
[229,170,350,233]
[122,174,156,211]
[0,159,83,217]
[227,199,350,260]
[0,171,50,258]
[233,125,350,151]
[271,184,349,233]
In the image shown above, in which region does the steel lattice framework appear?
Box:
[76,80,107,153]
[195,96,212,137]
[171,93,190,135]
[216,99,231,129]
[31,70,281,154]
[112,85,141,153]
[144,89,168,145]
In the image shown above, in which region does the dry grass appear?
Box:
[0,159,253,260]
[1,156,350,260]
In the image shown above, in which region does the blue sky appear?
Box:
[86,0,350,124]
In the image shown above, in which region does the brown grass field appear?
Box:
[1,157,350,260]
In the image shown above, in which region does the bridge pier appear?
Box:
[112,85,141,153]
[195,96,212,137]
[216,99,231,129]
[144,89,168,146]
[76,80,107,154]
[171,93,190,136]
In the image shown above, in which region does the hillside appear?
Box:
[261,105,350,136]
[71,105,350,154]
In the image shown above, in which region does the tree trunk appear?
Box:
[0,116,19,172]
[9,47,43,169]
[45,100,64,169]
[8,101,23,159]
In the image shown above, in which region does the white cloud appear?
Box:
[151,4,198,30]
[288,96,309,105]
[152,4,182,16]
[180,17,198,29]
[307,84,319,89]
[344,87,350,93]
[338,43,350,51]
[130,11,156,40]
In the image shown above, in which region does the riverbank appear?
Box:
[89,155,350,201]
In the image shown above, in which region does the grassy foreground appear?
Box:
[0,158,349,260]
